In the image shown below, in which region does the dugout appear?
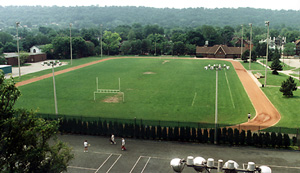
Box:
[0,65,12,74]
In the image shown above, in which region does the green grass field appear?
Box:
[15,57,254,124]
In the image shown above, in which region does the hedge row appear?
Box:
[57,118,296,148]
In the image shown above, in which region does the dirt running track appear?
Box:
[15,57,281,131]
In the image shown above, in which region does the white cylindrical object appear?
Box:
[259,165,272,173]
[228,161,234,169]
[207,158,214,167]
[187,156,194,165]
[247,162,255,171]
[218,160,223,172]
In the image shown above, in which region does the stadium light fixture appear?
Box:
[70,23,73,65]
[41,60,62,115]
[204,64,230,144]
[16,22,21,79]
[249,23,252,70]
[171,156,272,173]
[264,21,270,87]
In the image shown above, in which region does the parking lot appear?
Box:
[60,134,300,173]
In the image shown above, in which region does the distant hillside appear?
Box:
[0,6,300,29]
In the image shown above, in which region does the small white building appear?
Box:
[30,45,44,54]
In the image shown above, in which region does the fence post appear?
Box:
[134,117,136,138]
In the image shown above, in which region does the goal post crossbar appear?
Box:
[93,77,124,102]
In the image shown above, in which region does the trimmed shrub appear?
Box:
[216,128,222,144]
[246,130,252,145]
[103,120,108,136]
[228,128,233,146]
[113,121,119,135]
[209,129,214,144]
[277,133,283,148]
[191,127,196,142]
[151,126,156,140]
[221,128,228,144]
[292,136,297,146]
[174,127,179,141]
[271,132,277,148]
[258,133,263,147]
[283,134,290,148]
[264,132,271,147]
[168,127,174,141]
[140,124,145,139]
[128,124,134,137]
[157,125,162,140]
[162,127,167,140]
[118,123,124,137]
[124,123,129,137]
[135,124,141,139]
[233,129,239,145]
[180,127,185,142]
[185,126,191,142]
[145,126,150,139]
[97,119,103,135]
[253,133,258,147]
[197,128,202,143]
[203,129,208,143]
[240,130,245,145]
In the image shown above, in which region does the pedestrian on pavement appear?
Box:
[84,140,89,152]
[110,134,116,144]
[248,113,251,122]
[121,138,126,151]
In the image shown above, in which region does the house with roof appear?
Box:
[196,45,246,58]
[30,45,43,54]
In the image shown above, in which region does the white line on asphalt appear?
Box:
[106,154,122,173]
[141,157,151,173]
[95,153,113,173]
[129,156,142,173]
[68,166,97,171]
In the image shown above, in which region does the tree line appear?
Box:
[0,22,299,64]
[1,6,300,29]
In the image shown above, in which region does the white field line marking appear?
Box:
[141,157,151,173]
[95,154,112,173]
[267,165,300,169]
[106,154,122,173]
[225,70,235,109]
[129,156,142,173]
[68,166,97,171]
[191,92,197,106]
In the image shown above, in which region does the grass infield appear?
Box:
[15,57,255,124]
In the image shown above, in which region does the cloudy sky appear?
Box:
[1,0,300,11]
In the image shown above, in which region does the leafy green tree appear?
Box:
[280,76,297,97]
[0,32,13,45]
[270,58,283,75]
[103,31,121,55]
[283,42,295,56]
[0,72,73,172]
[3,42,17,52]
[120,41,132,55]
[42,44,55,59]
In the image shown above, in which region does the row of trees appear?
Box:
[0,22,299,63]
[59,118,296,148]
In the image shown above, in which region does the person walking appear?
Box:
[84,140,89,152]
[248,113,251,122]
[121,138,126,151]
[110,134,116,144]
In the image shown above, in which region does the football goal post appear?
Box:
[93,77,124,102]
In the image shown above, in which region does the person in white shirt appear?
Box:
[121,138,126,151]
[110,134,116,144]
[84,140,88,152]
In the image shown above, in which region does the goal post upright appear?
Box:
[93,77,124,102]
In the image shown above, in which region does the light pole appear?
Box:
[42,60,61,115]
[69,23,73,65]
[241,24,243,59]
[100,24,103,57]
[204,64,230,144]
[16,22,21,79]
[170,156,272,173]
[264,21,270,87]
[249,23,252,70]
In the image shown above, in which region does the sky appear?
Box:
[1,0,300,11]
